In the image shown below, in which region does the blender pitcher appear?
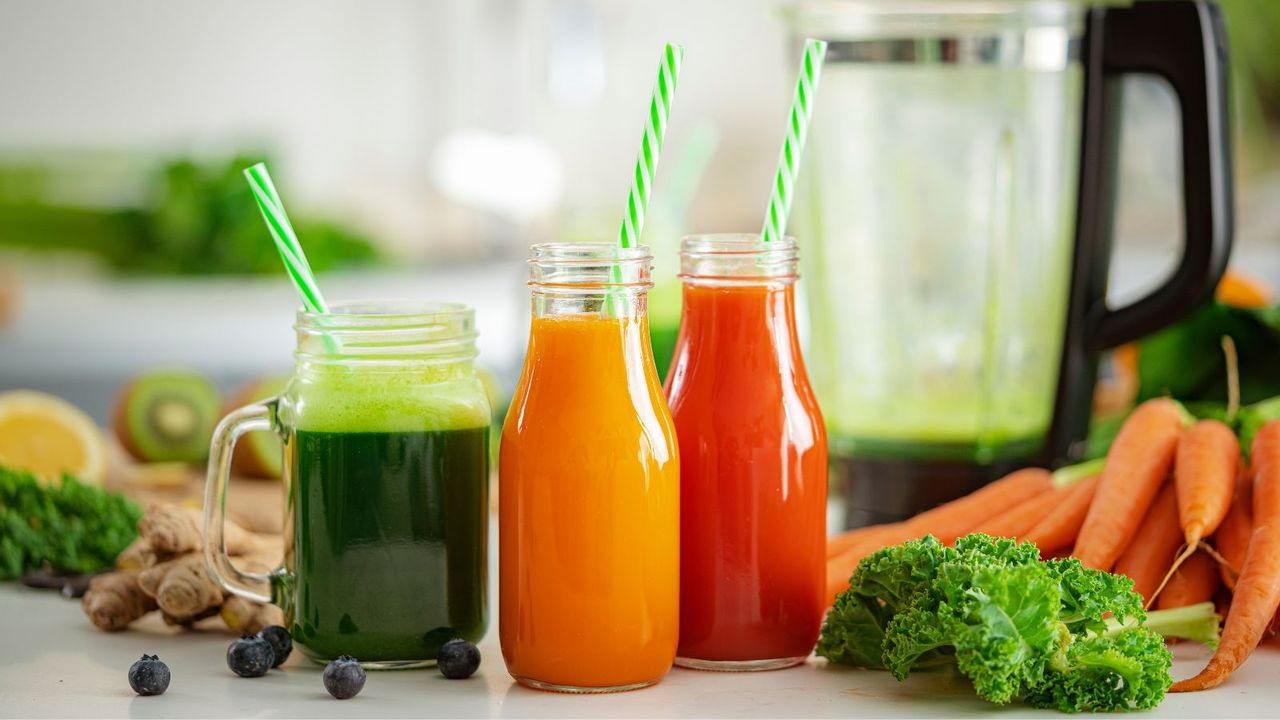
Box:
[789,1,1232,527]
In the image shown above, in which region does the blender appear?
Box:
[789,0,1233,527]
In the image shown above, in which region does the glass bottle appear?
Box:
[500,243,679,692]
[664,234,827,670]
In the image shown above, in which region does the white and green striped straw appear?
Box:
[605,42,684,318]
[616,42,684,249]
[243,163,330,314]
[761,38,827,244]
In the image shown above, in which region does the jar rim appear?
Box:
[296,301,474,330]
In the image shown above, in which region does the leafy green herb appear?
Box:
[1136,301,1280,407]
[817,534,1221,713]
[0,466,141,580]
[0,154,382,276]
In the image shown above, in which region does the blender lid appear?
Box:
[784,0,1128,32]
[781,0,1127,68]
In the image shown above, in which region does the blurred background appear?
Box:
[0,0,1277,482]
[0,0,813,411]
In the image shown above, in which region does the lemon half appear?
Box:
[0,390,107,485]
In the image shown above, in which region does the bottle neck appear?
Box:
[679,234,799,288]
[679,281,799,339]
[531,288,650,320]
[528,242,653,320]
[675,235,803,355]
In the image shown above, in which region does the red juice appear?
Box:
[664,238,827,669]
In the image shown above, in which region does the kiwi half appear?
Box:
[113,369,221,463]
[227,376,287,479]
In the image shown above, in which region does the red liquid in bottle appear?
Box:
[665,281,827,667]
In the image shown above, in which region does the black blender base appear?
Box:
[835,455,1029,529]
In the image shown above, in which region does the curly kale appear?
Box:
[818,533,1220,713]
[1049,556,1145,637]
[1029,628,1173,713]
[816,535,952,668]
[0,466,141,579]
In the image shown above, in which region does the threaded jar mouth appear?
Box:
[294,301,478,365]
[679,234,799,285]
[529,242,653,291]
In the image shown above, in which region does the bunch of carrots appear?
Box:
[827,397,1280,692]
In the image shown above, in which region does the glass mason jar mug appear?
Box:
[500,243,680,693]
[664,235,827,670]
[204,302,491,669]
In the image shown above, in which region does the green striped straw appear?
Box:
[243,163,330,314]
[606,42,684,317]
[617,42,684,249]
[761,38,827,244]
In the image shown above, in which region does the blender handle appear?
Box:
[1046,0,1231,464]
[1078,0,1233,352]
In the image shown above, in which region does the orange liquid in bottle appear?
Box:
[665,282,827,665]
[500,313,679,691]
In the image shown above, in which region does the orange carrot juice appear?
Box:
[500,244,679,692]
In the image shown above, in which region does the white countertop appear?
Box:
[2,584,1278,719]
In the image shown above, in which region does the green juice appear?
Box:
[280,368,489,665]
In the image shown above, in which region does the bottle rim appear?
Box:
[679,233,799,284]
[528,242,653,290]
[529,242,651,262]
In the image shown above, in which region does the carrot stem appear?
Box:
[1223,335,1240,424]
[1051,457,1105,488]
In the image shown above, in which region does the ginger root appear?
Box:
[115,537,160,572]
[139,504,263,556]
[83,502,281,634]
[82,572,158,631]
[138,554,224,619]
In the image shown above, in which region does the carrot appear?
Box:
[827,522,906,560]
[1212,469,1254,591]
[901,467,1054,539]
[1172,419,1280,691]
[1145,420,1242,604]
[1073,398,1189,570]
[1113,484,1183,605]
[1156,550,1221,610]
[1176,419,1240,544]
[970,478,1085,541]
[1022,475,1101,556]
[827,546,875,603]
[825,467,1053,601]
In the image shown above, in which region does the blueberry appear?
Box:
[256,625,292,667]
[226,635,274,678]
[322,655,366,699]
[437,639,480,679]
[128,654,170,696]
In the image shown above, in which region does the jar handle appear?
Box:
[203,399,279,605]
